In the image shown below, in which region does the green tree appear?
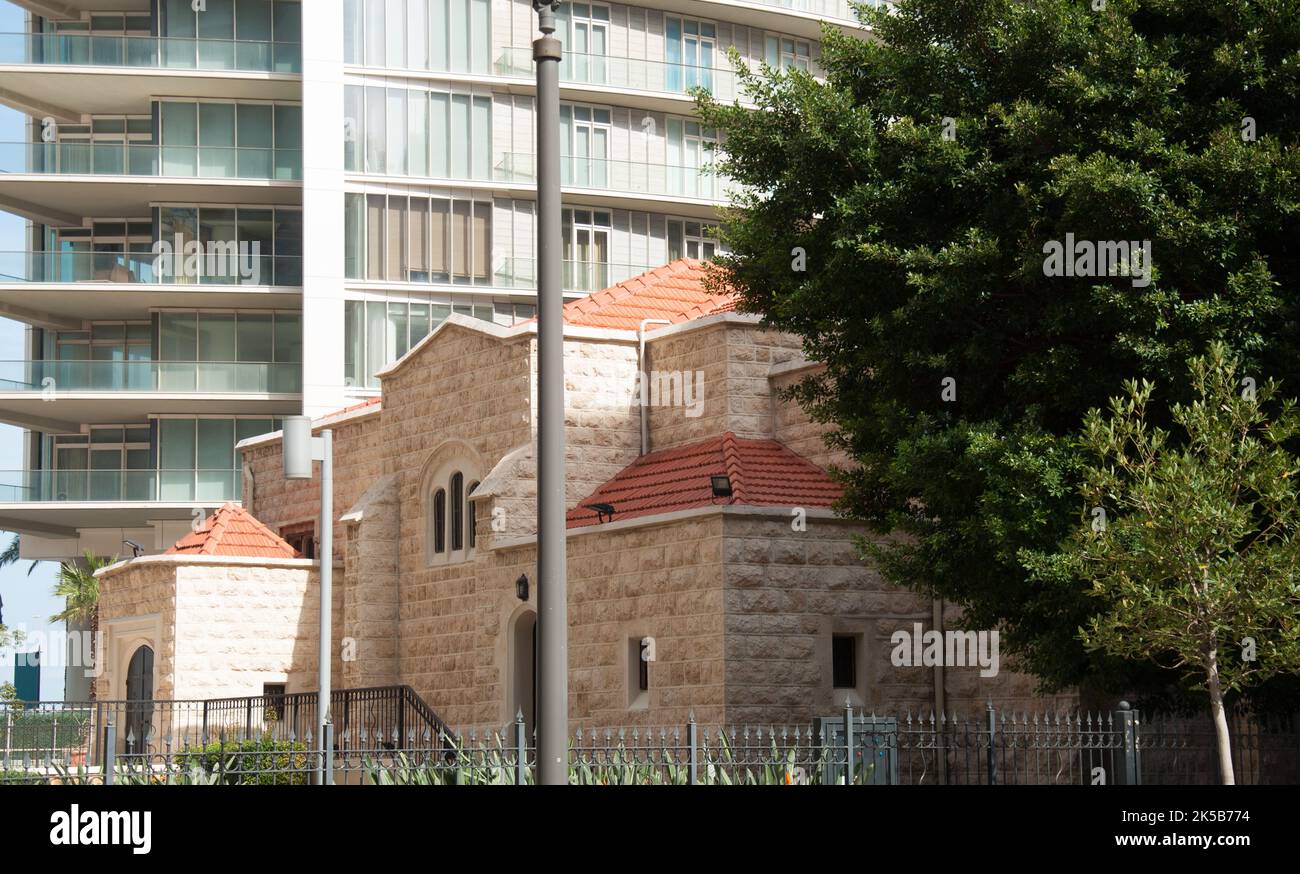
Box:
[0,534,44,577]
[696,0,1300,703]
[50,552,114,628]
[1044,345,1300,783]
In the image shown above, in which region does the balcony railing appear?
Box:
[496,153,727,201]
[0,250,302,286]
[0,469,241,503]
[0,361,301,394]
[0,142,302,180]
[492,259,662,293]
[494,49,746,102]
[748,0,889,22]
[0,32,300,73]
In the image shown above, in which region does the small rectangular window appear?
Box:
[627,637,651,708]
[263,683,286,720]
[832,635,856,689]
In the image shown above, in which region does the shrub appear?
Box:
[175,736,310,785]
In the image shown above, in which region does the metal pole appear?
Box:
[317,428,333,785]
[986,701,997,786]
[533,0,568,787]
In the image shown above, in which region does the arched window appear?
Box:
[432,488,446,554]
[467,481,479,548]
[450,472,464,551]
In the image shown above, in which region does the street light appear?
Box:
[532,0,568,786]
[283,414,333,785]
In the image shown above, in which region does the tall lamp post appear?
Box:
[283,415,333,785]
[533,0,568,786]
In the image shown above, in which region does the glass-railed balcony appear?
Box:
[0,250,301,286]
[496,153,727,201]
[752,0,888,22]
[0,32,300,73]
[0,142,302,180]
[494,49,746,102]
[493,259,661,293]
[0,469,241,503]
[0,361,301,394]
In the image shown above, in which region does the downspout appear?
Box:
[638,319,672,456]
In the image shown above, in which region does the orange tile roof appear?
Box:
[165,503,303,559]
[319,397,382,420]
[566,432,841,528]
[560,259,739,331]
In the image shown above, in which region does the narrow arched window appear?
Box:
[467,481,479,549]
[433,488,447,554]
[450,472,464,551]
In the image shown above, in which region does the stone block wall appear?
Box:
[645,319,805,452]
[95,560,179,702]
[170,562,320,700]
[721,513,1077,724]
[770,365,854,473]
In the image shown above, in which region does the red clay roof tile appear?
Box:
[560,259,739,331]
[164,503,303,559]
[566,433,841,528]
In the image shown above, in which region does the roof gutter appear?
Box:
[638,318,672,455]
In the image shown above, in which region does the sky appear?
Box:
[0,1,67,699]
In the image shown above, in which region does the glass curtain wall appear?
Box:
[345,84,492,181]
[343,192,491,285]
[158,100,301,179]
[344,0,490,75]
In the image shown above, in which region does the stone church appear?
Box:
[96,261,1072,730]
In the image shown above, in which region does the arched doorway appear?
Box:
[124,644,153,752]
[510,611,537,738]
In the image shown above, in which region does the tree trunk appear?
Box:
[1205,647,1235,785]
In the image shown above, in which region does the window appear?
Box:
[427,467,479,564]
[832,635,857,689]
[665,16,715,93]
[431,488,447,553]
[668,219,723,261]
[154,310,301,392]
[50,425,152,502]
[349,0,490,75]
[343,192,492,283]
[346,299,493,388]
[157,416,280,501]
[560,104,611,188]
[450,471,464,551]
[345,84,491,180]
[47,218,153,283]
[667,118,718,199]
[561,208,610,292]
[765,35,811,72]
[627,637,650,708]
[556,3,609,84]
[263,683,287,720]
[280,522,316,558]
[156,206,301,285]
[157,99,301,179]
[161,0,299,70]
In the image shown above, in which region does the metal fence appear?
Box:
[3,699,1297,786]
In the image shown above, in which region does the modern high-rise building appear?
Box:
[0,0,871,567]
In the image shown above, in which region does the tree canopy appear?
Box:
[696,0,1300,705]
